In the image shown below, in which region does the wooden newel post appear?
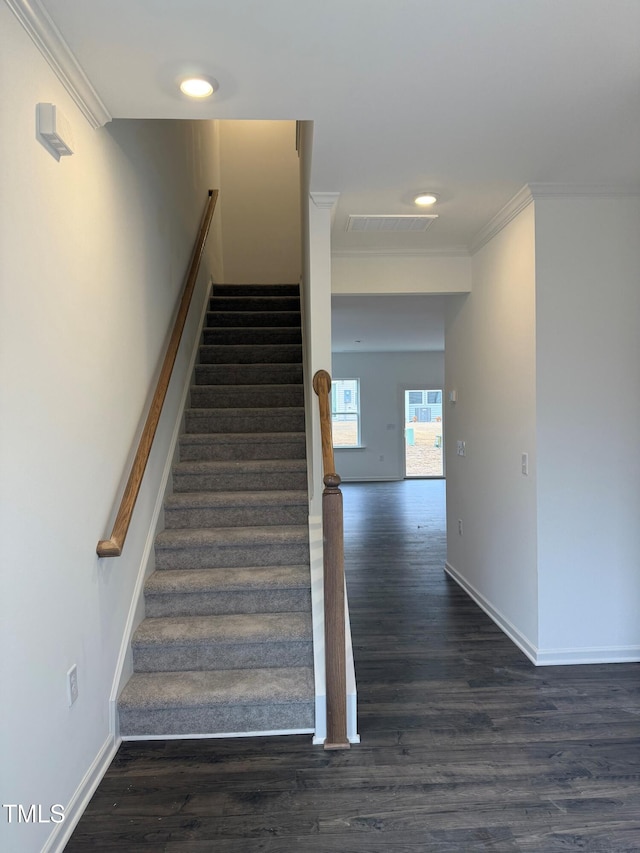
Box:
[322,472,349,749]
[313,369,350,750]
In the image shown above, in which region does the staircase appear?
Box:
[118,283,315,738]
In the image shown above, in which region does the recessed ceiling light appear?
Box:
[179,77,217,98]
[414,192,438,206]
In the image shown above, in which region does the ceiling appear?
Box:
[35,0,640,350]
[41,0,640,252]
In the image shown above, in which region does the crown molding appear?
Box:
[471,182,640,255]
[310,192,340,210]
[470,185,534,255]
[6,0,112,128]
[332,247,470,259]
[527,182,640,198]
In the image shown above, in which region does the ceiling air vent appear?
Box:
[346,214,438,233]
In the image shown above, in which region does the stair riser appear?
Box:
[207,311,301,328]
[179,438,306,462]
[202,328,301,346]
[212,284,300,297]
[199,344,302,364]
[190,386,303,409]
[172,470,307,493]
[210,297,300,312]
[195,365,303,385]
[185,410,305,433]
[145,588,311,618]
[119,701,314,737]
[165,504,308,528]
[132,641,312,672]
[155,542,310,570]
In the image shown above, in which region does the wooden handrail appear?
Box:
[313,369,350,749]
[97,190,219,558]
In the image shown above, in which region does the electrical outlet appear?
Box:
[458,519,463,536]
[67,664,78,706]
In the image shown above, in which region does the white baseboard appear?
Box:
[534,646,640,666]
[122,728,315,742]
[42,734,121,853]
[444,561,538,663]
[340,476,400,483]
[444,561,640,666]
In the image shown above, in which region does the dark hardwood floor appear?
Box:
[67,480,640,852]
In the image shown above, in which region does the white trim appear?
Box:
[308,513,327,742]
[444,561,640,667]
[332,247,470,258]
[41,734,120,853]
[108,279,214,735]
[527,182,640,198]
[444,561,538,664]
[471,182,640,255]
[470,186,534,255]
[340,475,400,482]
[535,646,640,666]
[123,728,315,742]
[310,192,340,210]
[5,0,111,128]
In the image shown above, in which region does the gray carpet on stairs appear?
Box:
[118,283,314,738]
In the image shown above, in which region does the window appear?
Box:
[427,391,442,404]
[331,378,360,447]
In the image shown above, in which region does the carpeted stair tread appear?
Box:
[195,363,303,385]
[206,311,301,328]
[189,384,303,408]
[211,283,300,297]
[131,612,313,671]
[171,458,307,492]
[184,407,305,434]
[155,525,309,551]
[163,489,308,528]
[210,296,301,312]
[143,566,311,616]
[165,489,308,511]
[133,611,311,646]
[202,327,302,346]
[178,432,306,461]
[173,458,307,476]
[198,344,302,364]
[145,565,311,595]
[119,666,314,711]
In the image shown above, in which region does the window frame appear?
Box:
[331,377,362,448]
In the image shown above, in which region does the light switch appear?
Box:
[521,453,529,475]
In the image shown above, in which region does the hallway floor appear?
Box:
[67,480,640,852]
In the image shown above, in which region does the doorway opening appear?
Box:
[403,389,444,478]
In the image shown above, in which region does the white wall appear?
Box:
[332,351,445,481]
[535,195,640,661]
[0,7,222,851]
[332,253,471,294]
[218,120,301,284]
[444,202,539,656]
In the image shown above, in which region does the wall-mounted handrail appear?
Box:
[97,190,219,558]
[313,369,350,749]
